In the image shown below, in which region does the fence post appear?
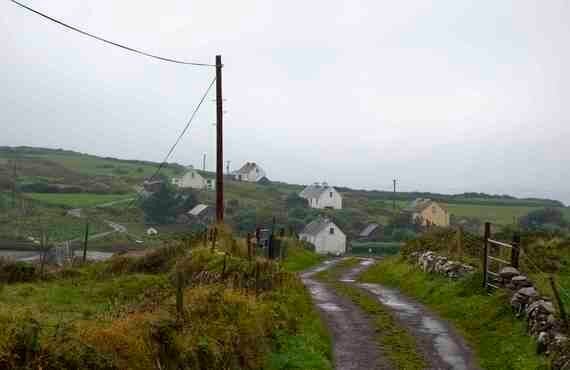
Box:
[176,271,184,321]
[246,233,252,261]
[511,232,520,269]
[211,228,217,251]
[483,222,490,289]
[82,221,89,264]
[549,276,568,330]
[457,226,464,261]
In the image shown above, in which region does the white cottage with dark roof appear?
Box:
[299,182,342,209]
[233,162,267,182]
[299,217,346,255]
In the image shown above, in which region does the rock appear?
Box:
[499,266,520,279]
[518,286,539,299]
[511,275,533,288]
[537,331,549,354]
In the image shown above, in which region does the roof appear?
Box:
[359,224,380,237]
[300,217,337,237]
[404,198,448,213]
[299,182,336,200]
[188,204,209,216]
[234,162,261,174]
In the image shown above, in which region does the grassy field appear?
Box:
[24,193,135,208]
[445,203,542,225]
[360,257,548,370]
[0,237,332,369]
[350,241,402,256]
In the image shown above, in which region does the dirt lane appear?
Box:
[347,258,479,370]
[301,260,391,370]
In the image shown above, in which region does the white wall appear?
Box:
[300,222,346,255]
[307,187,342,209]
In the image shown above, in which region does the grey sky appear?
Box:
[1,1,569,203]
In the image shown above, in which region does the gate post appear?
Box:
[511,232,520,269]
[483,222,491,289]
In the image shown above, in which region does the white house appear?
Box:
[299,182,343,209]
[233,162,267,182]
[299,217,346,255]
[171,166,215,191]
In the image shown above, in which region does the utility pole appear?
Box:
[202,153,207,171]
[392,179,397,210]
[11,159,17,209]
[215,55,224,223]
[226,160,231,175]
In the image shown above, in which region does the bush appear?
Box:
[0,260,37,283]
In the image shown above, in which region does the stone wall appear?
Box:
[407,251,569,369]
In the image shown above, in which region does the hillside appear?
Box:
[1,146,568,243]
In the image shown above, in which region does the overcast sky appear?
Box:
[1,1,569,204]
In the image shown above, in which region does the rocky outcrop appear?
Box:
[408,251,475,279]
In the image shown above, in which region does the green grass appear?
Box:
[282,244,324,272]
[445,203,542,225]
[25,193,135,208]
[350,241,402,256]
[316,258,427,370]
[0,271,169,326]
[360,257,549,370]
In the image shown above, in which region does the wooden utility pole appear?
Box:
[215,55,224,223]
[202,153,207,171]
[226,160,231,175]
[392,179,397,210]
[11,159,17,209]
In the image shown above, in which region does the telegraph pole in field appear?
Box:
[392,179,397,210]
[226,160,231,175]
[215,55,224,223]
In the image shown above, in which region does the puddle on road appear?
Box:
[358,282,469,370]
[318,302,345,312]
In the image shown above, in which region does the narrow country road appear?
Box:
[303,258,479,370]
[301,260,391,370]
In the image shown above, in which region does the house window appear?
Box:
[329,227,334,234]
[329,192,333,198]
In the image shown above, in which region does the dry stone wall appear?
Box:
[407,250,569,369]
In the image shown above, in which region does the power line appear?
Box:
[149,77,216,181]
[8,0,215,67]
[126,76,217,209]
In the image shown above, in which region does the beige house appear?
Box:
[405,198,450,227]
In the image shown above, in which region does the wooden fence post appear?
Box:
[483,222,491,289]
[457,226,464,261]
[549,276,568,330]
[246,233,252,261]
[82,221,89,264]
[176,271,184,321]
[211,228,217,251]
[511,232,520,269]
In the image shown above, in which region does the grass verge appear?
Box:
[316,258,427,370]
[360,256,549,370]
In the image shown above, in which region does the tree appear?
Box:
[140,182,180,224]
[285,192,305,209]
[520,208,567,230]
